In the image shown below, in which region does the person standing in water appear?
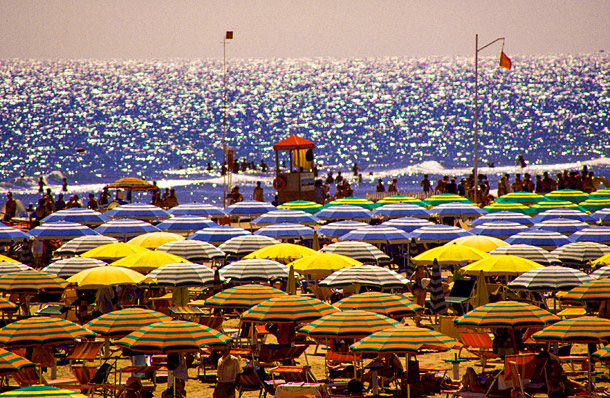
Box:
[252,182,264,202]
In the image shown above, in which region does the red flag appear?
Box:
[225,31,233,40]
[499,51,512,70]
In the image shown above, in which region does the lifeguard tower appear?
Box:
[271,135,316,204]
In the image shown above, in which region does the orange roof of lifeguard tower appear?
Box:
[272,135,315,151]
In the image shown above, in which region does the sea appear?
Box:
[1,54,609,209]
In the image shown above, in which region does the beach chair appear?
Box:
[198,315,224,331]
[258,344,309,366]
[269,365,316,383]
[325,350,362,381]
[458,332,498,368]
[236,367,277,398]
[445,279,476,315]
[13,366,82,389]
[505,353,538,394]
[65,340,104,363]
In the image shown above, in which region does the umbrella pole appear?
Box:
[405,353,411,398]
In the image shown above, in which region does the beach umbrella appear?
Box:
[218,235,279,256]
[489,244,559,265]
[288,252,361,278]
[590,265,610,279]
[428,259,447,315]
[530,200,585,214]
[551,242,610,266]
[167,203,226,217]
[156,216,218,234]
[116,320,231,353]
[315,205,373,222]
[483,202,533,215]
[94,219,160,240]
[570,227,610,244]
[40,208,109,226]
[0,270,68,294]
[127,231,184,249]
[254,223,315,240]
[562,278,610,301]
[531,208,596,223]
[67,265,148,288]
[0,386,89,398]
[111,251,188,273]
[339,225,411,244]
[81,242,151,261]
[508,266,593,291]
[318,264,409,289]
[104,203,170,221]
[106,177,157,191]
[459,254,543,276]
[469,221,529,240]
[277,200,323,214]
[219,258,288,283]
[319,241,391,264]
[579,199,610,212]
[504,230,571,250]
[445,235,509,253]
[298,310,400,339]
[242,243,317,264]
[86,308,172,338]
[335,292,423,318]
[373,204,431,219]
[42,257,106,278]
[409,224,472,244]
[0,298,18,313]
[377,195,426,206]
[469,211,533,226]
[252,209,320,226]
[146,262,216,287]
[188,225,251,246]
[423,194,473,207]
[455,301,559,329]
[204,284,286,309]
[224,201,276,218]
[411,243,490,266]
[590,189,610,200]
[0,263,32,276]
[431,202,487,219]
[28,221,97,241]
[350,325,459,353]
[545,189,589,203]
[316,221,369,238]
[0,255,19,264]
[0,226,31,243]
[382,217,434,233]
[55,235,118,256]
[594,344,610,362]
[0,348,35,376]
[532,218,590,235]
[241,295,337,324]
[0,317,94,346]
[494,191,547,204]
[324,197,378,210]
[156,240,226,263]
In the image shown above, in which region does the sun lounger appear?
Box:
[458,332,498,368]
[445,279,476,315]
[258,344,309,366]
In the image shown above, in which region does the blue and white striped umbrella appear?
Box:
[318,264,409,289]
[590,266,610,280]
[146,262,217,287]
[383,217,435,233]
[0,226,31,243]
[42,257,106,278]
[504,230,572,250]
[531,209,596,224]
[591,209,610,226]
[320,241,391,264]
[468,211,534,226]
[469,221,528,239]
[55,235,119,255]
[167,203,226,217]
[218,235,279,255]
[372,203,431,219]
[317,221,370,238]
[0,262,33,275]
[224,201,276,217]
[409,224,472,244]
[254,223,315,240]
[551,242,610,266]
[570,227,610,244]
[252,209,320,226]
[188,225,251,246]
[41,208,110,226]
[431,203,487,219]
[104,203,171,221]
[315,205,373,221]
[29,221,98,240]
[156,240,226,262]
[219,259,289,283]
[489,244,560,265]
[531,219,589,235]
[156,216,218,233]
[508,266,593,291]
[94,219,160,240]
[339,225,411,244]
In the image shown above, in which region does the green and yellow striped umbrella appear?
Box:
[116,320,231,354]
[494,191,546,205]
[0,348,34,375]
[350,325,459,353]
[0,270,68,294]
[288,252,361,279]
[81,242,151,262]
[455,301,559,329]
[111,251,188,273]
[0,386,89,398]
[0,317,95,347]
[376,195,426,206]
[86,308,172,338]
[483,202,533,215]
[579,199,610,212]
[241,295,337,323]
[106,177,157,191]
[589,189,610,200]
[529,200,585,214]
[423,194,473,207]
[532,316,610,343]
[277,200,323,214]
[205,284,286,309]
[335,292,423,318]
[545,189,589,203]
[299,310,400,339]
[562,278,610,301]
[324,197,379,210]
[243,243,317,264]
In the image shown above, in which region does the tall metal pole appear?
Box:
[223,36,228,208]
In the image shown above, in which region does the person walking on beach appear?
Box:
[62,177,68,192]
[420,175,431,194]
[213,344,241,398]
[252,182,264,202]
[516,155,527,168]
[352,163,359,176]
[38,176,45,193]
[375,178,385,192]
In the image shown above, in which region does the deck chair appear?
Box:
[505,353,537,394]
[458,332,498,368]
[445,279,476,315]
[198,315,225,331]
[66,341,104,363]
[258,344,309,366]
[236,367,277,398]
[269,365,316,383]
[325,350,362,381]
[13,366,82,389]
[86,362,126,397]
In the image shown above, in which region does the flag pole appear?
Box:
[222,32,233,208]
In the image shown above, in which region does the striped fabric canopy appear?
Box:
[219,259,288,283]
[335,292,423,318]
[81,242,151,261]
[455,301,559,328]
[315,205,373,222]
[483,203,533,215]
[529,200,584,214]
[156,216,218,233]
[469,221,528,239]
[489,244,560,265]
[494,191,546,204]
[0,347,34,375]
[277,200,323,214]
[224,201,276,217]
[0,263,32,276]
[551,242,610,265]
[146,263,216,287]
[508,266,593,291]
[532,316,610,343]
[188,226,251,246]
[0,316,95,346]
[254,223,315,240]
[318,264,409,289]
[319,241,391,264]
[504,230,572,250]
[570,227,610,244]
[41,208,109,226]
[205,284,286,308]
[350,325,459,353]
[28,221,97,240]
[591,209,610,225]
[531,219,589,235]
[377,195,426,205]
[580,199,610,212]
[382,217,434,233]
[167,203,226,217]
[56,235,118,255]
[469,211,533,226]
[104,203,170,221]
[241,295,337,323]
[156,240,225,262]
[339,225,411,244]
[0,226,31,243]
[86,308,171,338]
[409,224,472,244]
[42,257,106,278]
[373,204,431,219]
[218,235,279,256]
[252,209,320,226]
[431,202,487,218]
[423,194,473,206]
[298,310,400,339]
[0,270,68,294]
[545,189,589,203]
[0,386,89,398]
[531,208,596,223]
[94,219,160,239]
[590,265,610,280]
[324,197,378,210]
[562,278,610,301]
[106,177,157,191]
[317,221,369,238]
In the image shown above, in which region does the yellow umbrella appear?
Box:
[127,232,184,249]
[460,254,543,276]
[591,253,610,267]
[445,235,510,253]
[411,242,490,266]
[243,243,317,264]
[0,255,19,264]
[288,252,361,278]
[111,251,188,273]
[67,265,148,288]
[81,242,151,261]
